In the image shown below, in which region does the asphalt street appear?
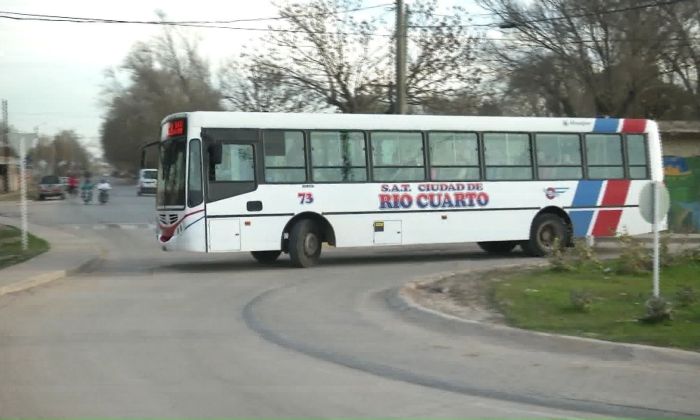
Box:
[0,182,698,418]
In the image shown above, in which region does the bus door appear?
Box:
[202,129,260,252]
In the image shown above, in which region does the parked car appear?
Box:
[38,175,66,200]
[137,169,158,195]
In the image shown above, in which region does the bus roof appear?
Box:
[163,112,655,135]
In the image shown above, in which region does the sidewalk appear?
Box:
[0,215,102,297]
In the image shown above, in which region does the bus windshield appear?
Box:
[157,138,186,208]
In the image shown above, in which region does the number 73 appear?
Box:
[297,192,314,204]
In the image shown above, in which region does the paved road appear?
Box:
[0,183,698,418]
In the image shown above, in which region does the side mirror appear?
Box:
[140,141,160,169]
[209,141,222,165]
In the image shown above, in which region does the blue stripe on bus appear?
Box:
[593,118,620,133]
[569,210,595,237]
[572,180,603,207]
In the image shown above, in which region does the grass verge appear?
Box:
[492,258,700,351]
[0,224,49,270]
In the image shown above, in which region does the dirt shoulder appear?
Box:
[401,264,544,324]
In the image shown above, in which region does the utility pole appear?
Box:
[395,0,407,114]
[2,100,9,193]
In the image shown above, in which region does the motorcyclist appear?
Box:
[80,174,94,203]
[67,173,79,195]
[97,178,111,192]
[97,178,111,204]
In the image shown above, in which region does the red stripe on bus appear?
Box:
[159,209,205,242]
[600,180,630,206]
[592,210,623,237]
[621,119,646,133]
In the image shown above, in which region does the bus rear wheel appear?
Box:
[477,241,517,254]
[289,219,322,268]
[251,250,281,264]
[521,213,568,257]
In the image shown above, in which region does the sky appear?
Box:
[0,0,491,158]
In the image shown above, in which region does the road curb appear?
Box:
[0,256,103,298]
[392,272,700,363]
[0,215,105,298]
[0,270,66,297]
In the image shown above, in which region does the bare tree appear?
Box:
[478,0,695,119]
[658,0,700,117]
[220,0,481,114]
[219,60,328,112]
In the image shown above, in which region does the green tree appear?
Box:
[28,130,91,176]
[100,26,222,172]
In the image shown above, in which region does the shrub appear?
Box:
[569,290,593,312]
[616,231,650,275]
[572,239,604,271]
[548,237,574,272]
[675,286,697,307]
[679,244,700,263]
[639,296,673,323]
[660,231,674,267]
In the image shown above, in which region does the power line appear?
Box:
[0,5,397,37]
[0,3,392,25]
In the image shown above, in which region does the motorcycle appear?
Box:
[98,189,109,204]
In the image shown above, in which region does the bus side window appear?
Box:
[626,134,649,179]
[370,132,425,182]
[585,134,624,179]
[211,144,255,182]
[263,130,306,183]
[311,131,367,182]
[428,132,480,181]
[484,133,532,180]
[535,133,583,180]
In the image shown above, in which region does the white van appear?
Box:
[137,169,158,196]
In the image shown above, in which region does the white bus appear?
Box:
[153,112,662,267]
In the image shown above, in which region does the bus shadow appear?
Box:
[317,249,531,267]
[157,248,532,273]
[161,259,272,273]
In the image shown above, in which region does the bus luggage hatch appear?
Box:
[373,220,402,245]
[207,218,241,252]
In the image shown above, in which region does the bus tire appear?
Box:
[251,250,281,264]
[289,219,321,268]
[477,241,517,254]
[522,213,568,257]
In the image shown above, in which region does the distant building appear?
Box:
[0,145,20,192]
[659,121,700,156]
[1,132,38,193]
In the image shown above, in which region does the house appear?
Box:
[0,145,20,193]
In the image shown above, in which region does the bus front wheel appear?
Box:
[289,219,322,268]
[477,241,517,254]
[251,250,281,264]
[522,213,568,257]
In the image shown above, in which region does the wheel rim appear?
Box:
[538,223,558,249]
[304,233,319,256]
